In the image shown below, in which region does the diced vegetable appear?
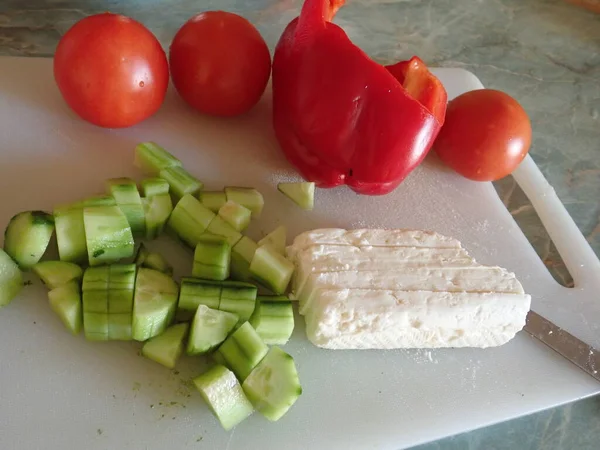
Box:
[178,277,222,311]
[277,182,315,211]
[230,236,258,282]
[224,187,264,218]
[107,178,146,236]
[218,201,251,232]
[135,244,173,275]
[0,248,23,307]
[4,211,55,269]
[142,322,189,369]
[83,206,134,266]
[199,191,227,213]
[249,299,294,345]
[134,142,182,175]
[48,280,82,335]
[143,194,173,240]
[187,305,238,355]
[167,194,215,248]
[219,281,257,325]
[205,215,242,247]
[141,178,170,197]
[159,166,203,201]
[32,261,82,290]
[193,235,231,281]
[258,225,286,255]
[83,311,109,341]
[82,265,109,292]
[81,195,117,207]
[108,263,137,291]
[53,204,87,263]
[249,244,294,294]
[217,322,268,382]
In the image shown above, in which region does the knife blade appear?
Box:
[524,310,600,382]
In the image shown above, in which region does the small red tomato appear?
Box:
[169,11,271,117]
[54,13,169,128]
[434,89,532,181]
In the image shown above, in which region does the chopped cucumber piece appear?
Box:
[132,268,179,341]
[187,305,238,355]
[277,182,315,211]
[167,194,215,248]
[83,290,108,313]
[108,263,137,291]
[108,313,133,340]
[135,243,150,266]
[142,322,189,369]
[230,236,258,282]
[135,244,173,275]
[249,299,294,345]
[107,178,146,236]
[134,142,182,175]
[217,322,268,382]
[159,166,203,201]
[48,280,82,335]
[224,187,264,218]
[143,194,173,240]
[83,312,109,341]
[193,235,231,281]
[257,295,290,302]
[0,248,23,307]
[108,289,134,314]
[178,278,222,311]
[218,201,252,232]
[249,245,294,295]
[219,281,257,325]
[81,195,117,207]
[32,261,82,290]
[193,365,254,431]
[82,266,109,292]
[258,225,287,255]
[4,211,54,269]
[205,216,242,247]
[83,206,134,266]
[199,191,227,213]
[141,178,170,198]
[53,204,87,264]
[242,346,302,421]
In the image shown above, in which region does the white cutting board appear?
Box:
[0,57,598,450]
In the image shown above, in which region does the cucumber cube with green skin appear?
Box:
[132,268,179,341]
[82,266,109,292]
[134,142,182,175]
[136,244,173,275]
[54,205,87,264]
[218,322,268,382]
[219,281,257,325]
[277,182,315,211]
[178,278,222,311]
[205,216,242,247]
[108,289,134,314]
[218,201,252,232]
[198,191,227,213]
[187,305,238,355]
[48,280,82,335]
[32,261,83,290]
[249,300,294,345]
[242,346,302,421]
[0,248,23,307]
[193,365,254,431]
[83,205,134,266]
[141,178,170,198]
[142,323,189,369]
[193,235,231,281]
[107,178,146,236]
[83,312,109,341]
[108,264,137,291]
[83,290,108,313]
[4,211,55,269]
[224,187,264,218]
[81,195,117,207]
[143,194,173,240]
[229,236,258,282]
[108,313,133,340]
[258,225,287,255]
[249,244,294,295]
[167,194,215,249]
[159,166,203,201]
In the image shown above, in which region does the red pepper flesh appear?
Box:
[272,0,448,195]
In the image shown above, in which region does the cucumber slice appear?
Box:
[199,191,227,213]
[193,235,231,281]
[217,322,268,382]
[134,142,182,175]
[143,194,173,240]
[249,245,294,295]
[141,178,170,198]
[107,178,146,236]
[132,268,179,341]
[81,195,117,207]
[83,206,134,266]
[167,194,215,248]
[187,305,238,355]
[258,225,287,255]
[32,261,82,289]
[83,290,108,313]
[218,201,252,232]
[205,216,242,247]
[83,312,109,341]
[4,211,54,269]
[48,280,82,335]
[0,248,23,307]
[53,205,87,264]
[219,281,257,325]
[193,365,254,431]
[108,313,133,340]
[230,236,258,282]
[242,346,302,421]
[277,182,315,211]
[135,244,173,275]
[142,322,189,369]
[224,187,264,218]
[249,299,294,345]
[159,166,203,201]
[108,289,134,314]
[178,278,222,311]
[108,263,137,291]
[82,266,109,292]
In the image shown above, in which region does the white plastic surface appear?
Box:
[0,58,598,450]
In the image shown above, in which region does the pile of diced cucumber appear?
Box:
[0,142,315,430]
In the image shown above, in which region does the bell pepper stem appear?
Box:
[297,0,345,31]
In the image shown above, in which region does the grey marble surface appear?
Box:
[0,0,599,448]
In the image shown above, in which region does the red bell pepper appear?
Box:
[272,0,448,195]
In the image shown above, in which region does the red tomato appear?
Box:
[434,89,532,181]
[169,11,271,117]
[54,13,169,128]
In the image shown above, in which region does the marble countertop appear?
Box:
[1,0,599,448]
